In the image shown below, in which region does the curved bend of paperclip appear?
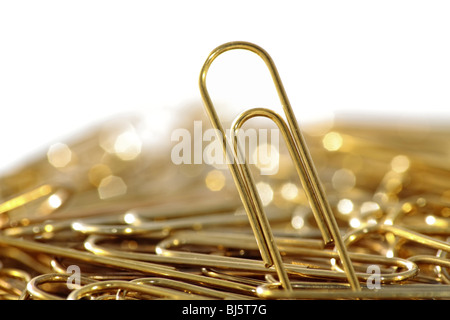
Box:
[67,280,200,300]
[343,223,450,254]
[154,230,417,283]
[199,41,360,291]
[67,277,250,300]
[20,273,96,300]
[231,107,361,292]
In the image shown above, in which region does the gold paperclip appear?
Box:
[67,280,202,300]
[0,234,257,296]
[21,273,96,300]
[199,41,360,291]
[0,183,73,229]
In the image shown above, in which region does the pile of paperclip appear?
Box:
[1,42,450,300]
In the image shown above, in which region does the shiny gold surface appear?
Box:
[1,42,450,299]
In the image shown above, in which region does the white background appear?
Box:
[1,1,449,173]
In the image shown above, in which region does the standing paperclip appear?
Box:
[199,41,360,291]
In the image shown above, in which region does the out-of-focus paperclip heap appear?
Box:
[1,42,450,300]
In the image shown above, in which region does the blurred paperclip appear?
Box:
[0,183,73,229]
